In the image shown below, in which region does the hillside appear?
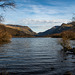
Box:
[0,23,36,37]
[37,26,59,36]
[37,23,74,37]
[6,24,36,35]
[45,23,75,39]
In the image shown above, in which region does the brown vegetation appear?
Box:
[47,33,61,38]
[59,32,72,51]
[47,30,75,40]
[61,31,75,40]
[5,24,36,35]
[0,32,11,42]
[0,24,12,42]
[59,31,75,54]
[0,23,35,41]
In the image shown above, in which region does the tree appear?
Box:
[72,13,75,22]
[0,0,15,8]
[0,0,15,22]
[0,0,15,42]
[69,13,75,26]
[0,15,4,22]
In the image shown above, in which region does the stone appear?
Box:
[64,71,72,75]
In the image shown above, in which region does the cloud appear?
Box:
[18,18,69,25]
[14,1,75,21]
[2,0,75,32]
[18,18,69,32]
[4,18,69,33]
[20,4,60,15]
[4,0,75,20]
[4,18,69,25]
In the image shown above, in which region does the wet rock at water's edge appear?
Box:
[63,71,72,75]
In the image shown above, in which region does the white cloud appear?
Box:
[18,18,69,25]
[15,2,75,22]
[4,18,69,33]
[2,0,75,32]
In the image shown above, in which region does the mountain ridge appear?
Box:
[0,23,36,37]
[6,24,36,35]
[36,23,74,37]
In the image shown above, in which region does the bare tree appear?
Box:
[72,13,75,22]
[0,0,15,22]
[0,0,15,8]
[0,0,15,42]
[0,15,4,22]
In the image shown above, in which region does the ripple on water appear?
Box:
[0,38,75,75]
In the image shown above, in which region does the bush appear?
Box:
[0,24,12,42]
[61,31,75,40]
[59,37,72,51]
[59,32,72,51]
[0,31,12,42]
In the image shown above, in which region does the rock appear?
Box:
[73,48,75,54]
[64,58,67,60]
[64,71,72,75]
[50,67,55,71]
[61,60,63,62]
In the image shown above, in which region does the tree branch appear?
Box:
[0,0,15,8]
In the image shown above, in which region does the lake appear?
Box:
[0,38,75,75]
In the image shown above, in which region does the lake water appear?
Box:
[0,38,75,75]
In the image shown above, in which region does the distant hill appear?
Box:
[37,23,74,37]
[0,22,75,38]
[0,23,36,37]
[37,26,59,36]
[6,24,36,35]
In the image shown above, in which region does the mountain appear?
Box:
[37,26,59,36]
[6,24,36,35]
[0,22,74,38]
[0,23,36,37]
[37,23,73,37]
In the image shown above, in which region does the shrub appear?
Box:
[61,31,75,40]
[59,37,72,51]
[0,31,12,42]
[0,24,12,42]
[59,32,72,51]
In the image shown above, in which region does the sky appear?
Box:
[0,0,75,33]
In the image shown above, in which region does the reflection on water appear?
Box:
[0,38,75,75]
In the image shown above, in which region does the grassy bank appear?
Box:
[0,24,12,42]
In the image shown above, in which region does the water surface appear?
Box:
[0,38,75,75]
